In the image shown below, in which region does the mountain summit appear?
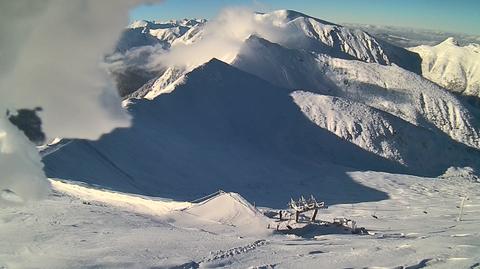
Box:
[410,37,480,97]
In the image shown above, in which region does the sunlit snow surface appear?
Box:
[410,38,480,97]
[0,172,478,269]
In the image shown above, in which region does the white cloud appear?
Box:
[0,0,159,204]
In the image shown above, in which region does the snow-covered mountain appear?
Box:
[110,19,205,96]
[409,37,480,97]
[121,12,424,100]
[233,36,480,150]
[44,59,397,205]
[44,59,480,202]
[292,91,479,174]
[253,10,421,73]
[254,10,390,64]
[43,10,480,200]
[118,18,206,52]
[122,10,401,64]
[113,10,423,97]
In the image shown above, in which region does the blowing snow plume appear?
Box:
[148,7,290,69]
[0,0,158,204]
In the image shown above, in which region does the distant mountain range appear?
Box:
[343,23,480,48]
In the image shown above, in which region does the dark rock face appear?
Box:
[112,67,157,97]
[8,108,46,145]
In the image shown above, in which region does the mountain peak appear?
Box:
[439,37,459,46]
[195,58,231,72]
[271,9,310,20]
[128,20,150,29]
[256,9,338,26]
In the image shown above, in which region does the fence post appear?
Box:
[457,196,468,221]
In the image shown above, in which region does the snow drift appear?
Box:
[51,179,190,215]
[184,191,269,234]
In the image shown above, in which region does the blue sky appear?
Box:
[130,0,480,35]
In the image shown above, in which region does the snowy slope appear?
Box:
[326,56,480,149]
[292,91,480,175]
[233,36,480,150]
[2,171,480,268]
[409,37,480,97]
[131,66,186,99]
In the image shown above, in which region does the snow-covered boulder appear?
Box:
[439,167,480,183]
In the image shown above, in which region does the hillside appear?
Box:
[233,36,480,150]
